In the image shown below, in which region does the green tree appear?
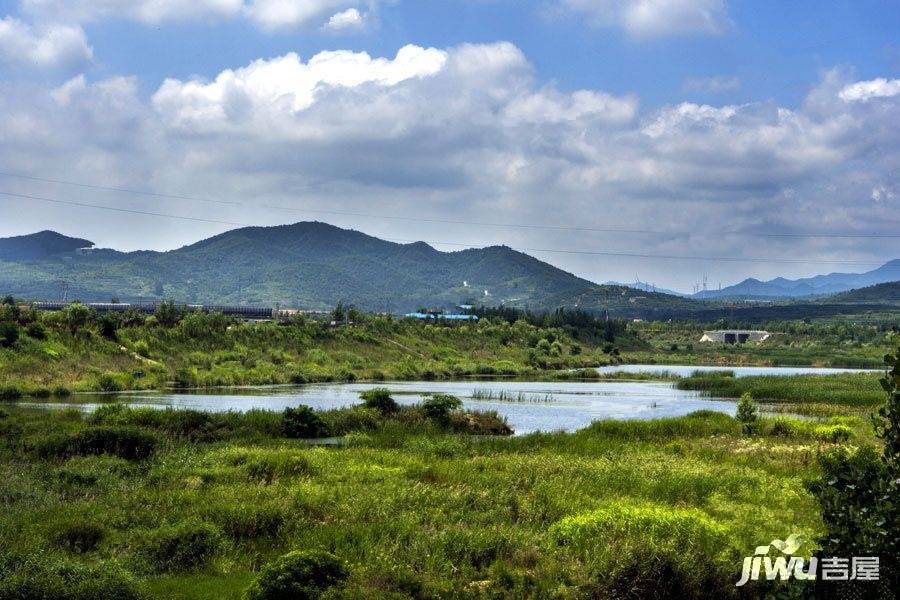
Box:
[64,302,91,335]
[98,313,119,341]
[331,301,346,324]
[422,394,463,424]
[154,301,183,327]
[735,392,758,435]
[809,345,899,579]
[360,388,398,414]
[0,322,20,348]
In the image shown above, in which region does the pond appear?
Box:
[14,378,748,435]
[21,365,861,434]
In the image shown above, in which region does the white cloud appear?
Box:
[839,78,900,103]
[152,44,448,130]
[1,46,897,288]
[682,75,740,94]
[0,16,92,70]
[21,0,372,29]
[322,8,365,31]
[559,0,730,37]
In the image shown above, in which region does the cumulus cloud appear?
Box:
[21,0,373,29]
[0,16,92,70]
[558,0,730,37]
[322,8,365,31]
[839,77,900,103]
[1,44,897,289]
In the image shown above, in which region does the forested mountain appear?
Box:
[693,259,900,299]
[826,281,900,304]
[0,223,609,311]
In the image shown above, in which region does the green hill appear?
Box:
[0,223,615,311]
[826,281,900,304]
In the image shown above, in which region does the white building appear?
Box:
[699,330,771,344]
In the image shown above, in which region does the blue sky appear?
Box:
[0,0,898,292]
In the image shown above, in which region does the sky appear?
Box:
[0,0,898,293]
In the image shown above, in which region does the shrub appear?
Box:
[49,519,106,553]
[98,313,119,341]
[142,520,223,572]
[359,388,398,414]
[767,418,799,437]
[0,322,19,348]
[735,392,758,434]
[25,322,47,340]
[282,406,329,439]
[422,394,463,424]
[0,386,23,401]
[814,424,853,443]
[53,386,72,398]
[0,557,147,600]
[30,388,51,399]
[245,550,348,600]
[35,427,157,460]
[215,505,286,541]
[98,373,123,392]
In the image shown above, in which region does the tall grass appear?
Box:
[470,388,556,403]
[677,371,884,406]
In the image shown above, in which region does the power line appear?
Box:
[1,170,897,239]
[0,189,887,267]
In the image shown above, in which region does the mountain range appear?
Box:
[0,224,896,314]
[692,260,900,300]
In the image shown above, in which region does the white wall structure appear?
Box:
[699,330,771,344]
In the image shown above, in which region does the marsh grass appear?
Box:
[470,388,556,403]
[0,400,864,598]
[677,371,884,406]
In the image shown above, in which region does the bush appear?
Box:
[25,322,47,340]
[814,424,853,443]
[0,386,23,401]
[282,406,329,439]
[767,418,798,437]
[735,392,758,435]
[53,386,72,398]
[0,322,19,348]
[215,505,286,541]
[35,427,157,460]
[98,313,119,341]
[98,373,123,392]
[360,388,398,414]
[0,557,147,600]
[49,519,106,553]
[422,394,463,424]
[142,521,223,572]
[245,550,348,600]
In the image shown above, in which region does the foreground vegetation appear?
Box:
[0,395,878,599]
[676,371,885,408]
[0,301,634,396]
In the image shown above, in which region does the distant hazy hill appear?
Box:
[694,259,900,300]
[0,223,614,311]
[826,281,900,304]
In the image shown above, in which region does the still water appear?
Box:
[21,364,866,434]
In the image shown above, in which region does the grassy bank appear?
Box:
[676,371,885,407]
[0,307,635,395]
[0,400,874,600]
[627,316,896,368]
